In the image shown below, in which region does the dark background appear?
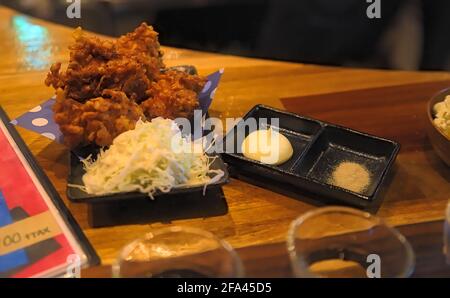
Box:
[2,0,449,70]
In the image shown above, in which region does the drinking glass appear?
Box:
[112,226,244,278]
[287,206,415,278]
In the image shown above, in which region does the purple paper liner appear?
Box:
[11,69,223,144]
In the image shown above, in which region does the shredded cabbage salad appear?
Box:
[77,118,224,198]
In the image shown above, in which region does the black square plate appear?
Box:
[221,105,400,209]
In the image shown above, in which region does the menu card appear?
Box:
[0,107,98,277]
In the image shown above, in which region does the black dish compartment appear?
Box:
[294,125,400,197]
[222,105,323,172]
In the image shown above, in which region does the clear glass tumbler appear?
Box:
[112,226,244,278]
[287,206,415,278]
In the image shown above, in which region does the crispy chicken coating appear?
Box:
[141,70,206,119]
[45,23,163,102]
[53,89,144,148]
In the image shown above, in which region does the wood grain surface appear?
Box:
[0,6,449,270]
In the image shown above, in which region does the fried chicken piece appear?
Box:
[45,62,65,90]
[52,88,85,147]
[117,22,163,62]
[141,70,206,119]
[45,23,164,103]
[46,23,208,148]
[53,89,144,147]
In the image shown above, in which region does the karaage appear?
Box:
[45,23,163,102]
[141,70,206,119]
[53,88,144,148]
[45,23,206,148]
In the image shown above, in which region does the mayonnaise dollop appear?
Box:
[241,128,293,165]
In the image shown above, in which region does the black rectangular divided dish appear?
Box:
[221,105,400,209]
